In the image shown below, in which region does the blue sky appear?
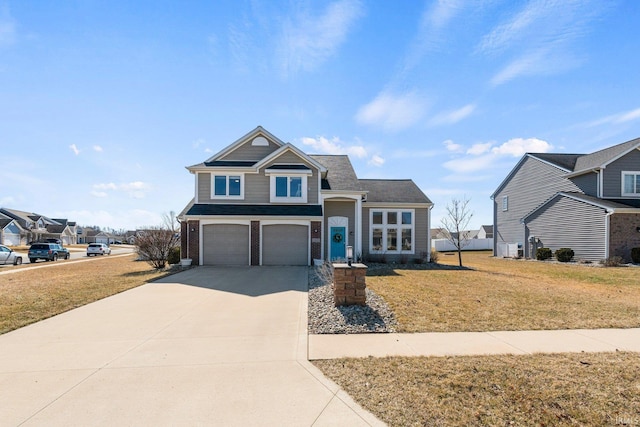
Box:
[2,0,640,231]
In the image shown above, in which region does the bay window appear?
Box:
[370,209,415,253]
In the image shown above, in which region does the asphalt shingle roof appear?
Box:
[574,137,640,172]
[529,153,582,171]
[359,179,432,204]
[309,155,361,191]
[186,204,322,217]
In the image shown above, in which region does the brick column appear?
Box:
[332,263,367,306]
[180,221,188,258]
[187,220,200,265]
[311,221,321,262]
[251,221,260,266]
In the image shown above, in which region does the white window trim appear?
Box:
[621,171,640,197]
[502,195,509,211]
[269,174,308,203]
[369,209,415,254]
[211,173,245,200]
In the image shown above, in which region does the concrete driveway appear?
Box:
[0,267,381,426]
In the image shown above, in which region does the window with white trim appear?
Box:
[622,171,640,196]
[502,196,508,211]
[269,175,308,203]
[211,174,244,199]
[370,209,415,253]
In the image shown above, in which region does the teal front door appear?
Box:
[330,227,346,260]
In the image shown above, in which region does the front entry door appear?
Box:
[330,227,346,260]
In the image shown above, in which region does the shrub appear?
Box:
[536,247,552,261]
[555,248,574,263]
[429,250,439,264]
[167,246,181,265]
[631,247,640,264]
[600,256,624,267]
[316,261,334,285]
[135,226,180,269]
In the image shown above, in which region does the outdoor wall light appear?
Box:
[347,245,353,266]
[190,228,195,232]
[636,227,640,233]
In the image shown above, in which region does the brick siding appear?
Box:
[609,213,640,262]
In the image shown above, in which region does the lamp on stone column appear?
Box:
[347,245,353,266]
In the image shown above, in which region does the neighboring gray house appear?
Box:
[178,126,433,266]
[492,137,640,262]
[477,225,493,239]
[0,208,60,244]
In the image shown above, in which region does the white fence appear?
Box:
[432,238,494,252]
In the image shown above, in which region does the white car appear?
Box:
[0,245,23,265]
[87,243,111,256]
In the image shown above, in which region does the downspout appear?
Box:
[427,204,433,262]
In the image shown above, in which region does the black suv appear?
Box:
[28,243,71,263]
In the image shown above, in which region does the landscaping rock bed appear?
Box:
[308,267,398,334]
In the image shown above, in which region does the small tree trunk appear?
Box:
[457,248,462,267]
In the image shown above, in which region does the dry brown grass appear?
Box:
[366,251,640,332]
[0,254,171,334]
[314,352,640,427]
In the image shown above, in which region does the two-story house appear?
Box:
[178,126,433,266]
[492,137,640,262]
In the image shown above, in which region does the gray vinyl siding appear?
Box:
[494,156,582,257]
[324,200,356,259]
[361,206,429,261]
[525,195,606,261]
[602,149,640,198]
[219,140,279,161]
[196,153,320,204]
[570,172,599,197]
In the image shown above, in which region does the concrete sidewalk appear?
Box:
[308,328,640,359]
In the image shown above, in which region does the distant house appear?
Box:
[492,137,640,262]
[0,208,60,244]
[178,126,433,266]
[476,225,493,239]
[0,213,23,246]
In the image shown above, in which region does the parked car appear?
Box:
[87,243,111,256]
[0,245,23,265]
[28,243,70,263]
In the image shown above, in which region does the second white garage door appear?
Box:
[262,224,308,266]
[202,224,250,265]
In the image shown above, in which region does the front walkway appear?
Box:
[308,328,640,359]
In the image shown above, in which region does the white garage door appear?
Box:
[3,232,20,246]
[262,224,308,266]
[203,224,250,265]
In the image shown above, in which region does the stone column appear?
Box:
[332,263,367,306]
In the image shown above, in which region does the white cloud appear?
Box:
[429,104,476,126]
[192,138,206,149]
[443,154,496,174]
[300,136,367,158]
[466,142,493,155]
[69,144,80,155]
[355,90,428,131]
[586,107,640,127]
[443,139,463,153]
[479,0,606,86]
[278,0,364,77]
[491,138,552,157]
[91,181,151,199]
[93,145,103,152]
[368,155,385,167]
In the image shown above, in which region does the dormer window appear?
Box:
[212,174,244,199]
[270,175,307,203]
[622,171,640,197]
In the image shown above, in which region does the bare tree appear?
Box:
[441,197,474,267]
[135,213,180,269]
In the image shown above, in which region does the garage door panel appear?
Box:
[262,224,308,266]
[203,224,249,265]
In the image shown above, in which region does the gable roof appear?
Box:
[202,126,285,165]
[529,153,582,171]
[522,191,640,221]
[309,155,361,192]
[254,143,327,173]
[359,179,432,204]
[573,136,640,173]
[0,208,61,228]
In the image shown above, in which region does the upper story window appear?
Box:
[212,174,244,199]
[502,196,509,211]
[270,175,307,203]
[622,171,640,197]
